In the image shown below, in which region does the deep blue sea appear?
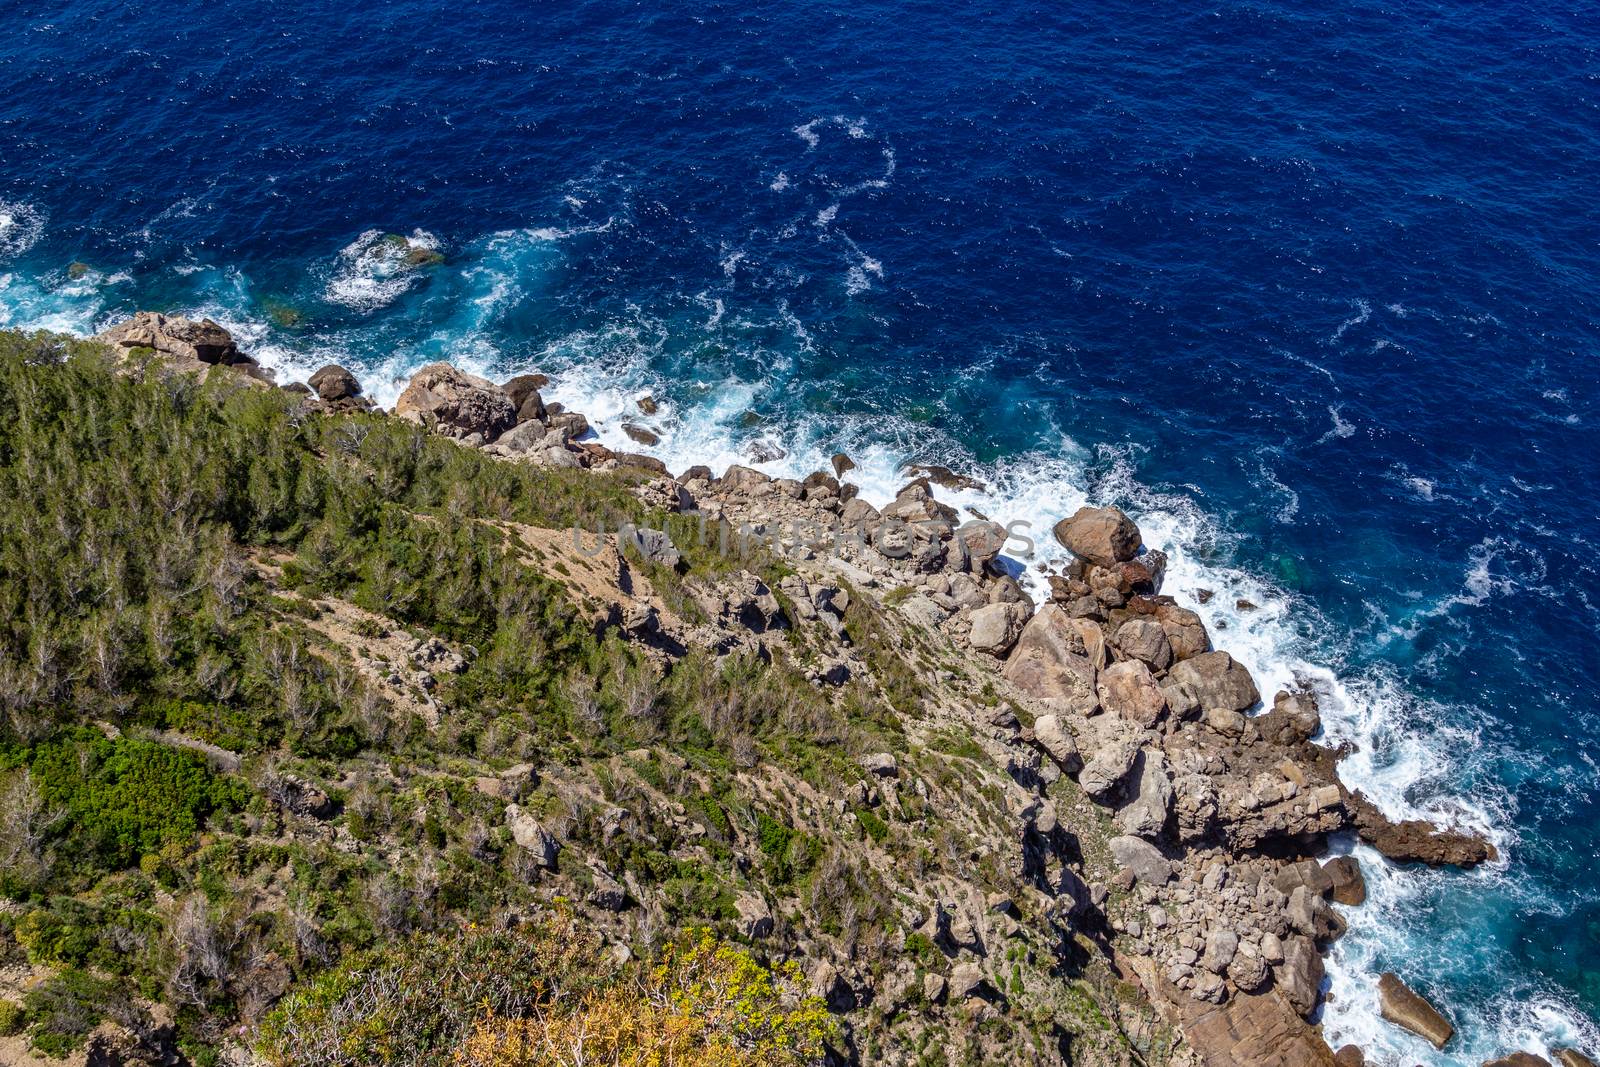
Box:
[3,1,1597,1061]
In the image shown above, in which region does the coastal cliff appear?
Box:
[0,317,1576,1067]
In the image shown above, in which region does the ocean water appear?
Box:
[3,1,1598,1061]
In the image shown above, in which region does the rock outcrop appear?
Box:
[1378,971,1454,1049]
[96,312,275,384]
[395,362,517,442]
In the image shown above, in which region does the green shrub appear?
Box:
[857,807,890,843]
[0,998,26,1036]
[5,730,246,871]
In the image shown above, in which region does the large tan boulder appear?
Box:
[1053,505,1141,566]
[1097,659,1168,727]
[1180,989,1337,1067]
[395,362,516,442]
[308,363,362,401]
[968,601,1028,656]
[1167,651,1261,713]
[1378,972,1453,1049]
[1002,605,1100,714]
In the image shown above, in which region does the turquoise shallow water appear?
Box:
[2,1,1598,1060]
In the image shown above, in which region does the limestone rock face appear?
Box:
[1167,651,1261,714]
[1053,506,1142,566]
[1181,990,1337,1067]
[395,362,516,441]
[1378,972,1454,1049]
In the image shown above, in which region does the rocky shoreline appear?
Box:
[89,313,1593,1067]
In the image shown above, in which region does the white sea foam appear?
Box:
[324,228,442,312]
[0,201,47,259]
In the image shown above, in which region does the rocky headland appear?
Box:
[8,313,1583,1067]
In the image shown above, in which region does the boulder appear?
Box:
[1135,598,1211,661]
[548,410,590,440]
[495,420,551,453]
[1097,659,1168,727]
[949,960,985,999]
[1032,714,1081,772]
[1324,855,1366,905]
[1277,934,1324,1018]
[831,452,857,477]
[588,869,628,912]
[501,374,547,422]
[1483,1055,1553,1067]
[1053,506,1142,566]
[1555,1051,1599,1067]
[922,971,948,1004]
[308,363,362,401]
[1201,928,1239,975]
[1229,950,1271,993]
[504,804,559,868]
[956,520,1008,573]
[1109,835,1172,885]
[1002,605,1100,715]
[1377,972,1453,1049]
[1115,618,1173,671]
[622,423,661,446]
[1256,689,1322,743]
[1333,1046,1366,1067]
[1167,651,1261,713]
[395,362,516,441]
[721,464,772,490]
[968,601,1028,657]
[859,752,898,778]
[1078,717,1143,799]
[1347,793,1497,867]
[1114,748,1173,839]
[734,892,774,939]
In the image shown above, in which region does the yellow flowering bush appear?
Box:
[453,931,834,1067]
